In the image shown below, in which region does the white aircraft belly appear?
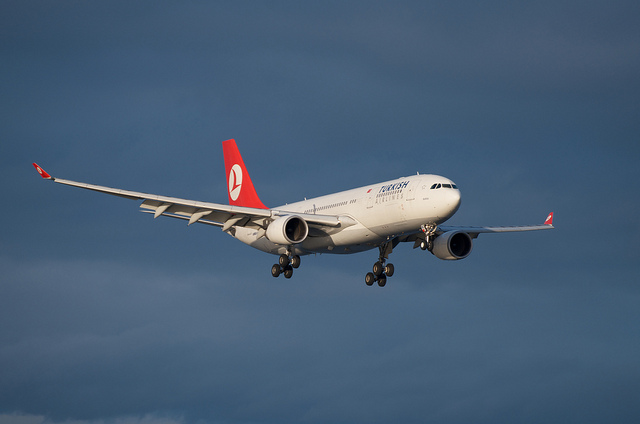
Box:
[301,223,384,254]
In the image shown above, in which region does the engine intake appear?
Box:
[266,215,309,245]
[432,231,473,260]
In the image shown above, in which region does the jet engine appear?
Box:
[266,215,309,245]
[432,231,473,260]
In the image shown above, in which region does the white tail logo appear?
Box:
[228,164,243,201]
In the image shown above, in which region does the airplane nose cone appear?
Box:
[446,189,461,216]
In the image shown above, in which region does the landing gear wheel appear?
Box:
[384,263,394,277]
[291,255,301,269]
[377,276,387,287]
[373,261,384,277]
[283,266,293,279]
[271,264,281,278]
[420,240,428,250]
[365,272,375,286]
[368,241,395,286]
[279,254,290,267]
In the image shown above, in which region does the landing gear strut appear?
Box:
[365,241,396,287]
[420,223,437,251]
[272,252,301,279]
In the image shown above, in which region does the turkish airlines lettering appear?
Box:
[33,139,553,286]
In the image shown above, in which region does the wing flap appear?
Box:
[140,210,223,227]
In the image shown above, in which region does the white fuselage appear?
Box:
[232,174,461,256]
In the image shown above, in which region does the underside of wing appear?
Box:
[139,199,265,229]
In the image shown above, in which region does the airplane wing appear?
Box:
[439,212,554,238]
[32,163,345,231]
[403,212,554,251]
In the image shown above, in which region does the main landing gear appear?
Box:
[365,242,395,287]
[271,253,301,279]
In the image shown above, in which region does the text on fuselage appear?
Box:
[379,181,409,193]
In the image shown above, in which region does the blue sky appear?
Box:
[2,1,639,423]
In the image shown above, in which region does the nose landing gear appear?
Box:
[419,223,437,251]
[271,253,301,279]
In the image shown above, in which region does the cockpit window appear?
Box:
[430,182,458,189]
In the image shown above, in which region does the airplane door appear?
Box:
[367,193,374,209]
[400,179,419,221]
[405,179,419,201]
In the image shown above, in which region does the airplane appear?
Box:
[33,139,554,287]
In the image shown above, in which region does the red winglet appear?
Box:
[222,139,268,209]
[544,212,554,226]
[32,163,52,179]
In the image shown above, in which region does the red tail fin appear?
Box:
[222,139,268,209]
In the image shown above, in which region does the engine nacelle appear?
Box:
[265,215,309,245]
[432,231,473,260]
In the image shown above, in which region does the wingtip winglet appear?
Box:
[544,212,554,226]
[32,163,52,179]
